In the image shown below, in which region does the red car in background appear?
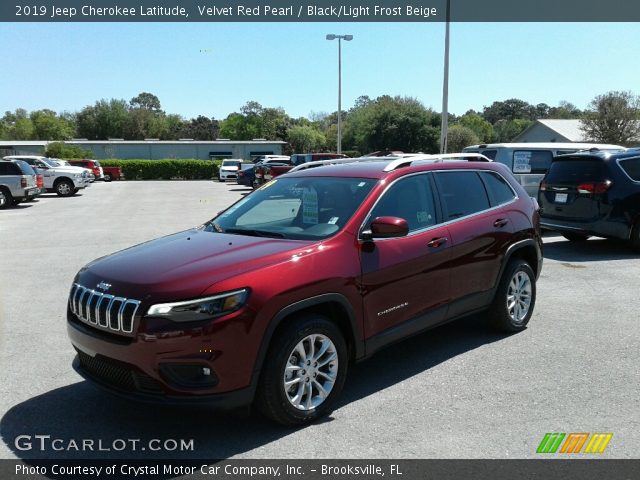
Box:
[66,159,104,181]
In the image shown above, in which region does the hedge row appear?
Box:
[99,159,221,180]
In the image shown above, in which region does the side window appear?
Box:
[479,171,517,206]
[480,149,497,160]
[0,163,9,175]
[368,174,437,233]
[619,158,640,181]
[434,171,490,220]
[513,150,553,174]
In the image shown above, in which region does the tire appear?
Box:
[104,173,113,182]
[0,188,12,209]
[488,259,536,332]
[218,177,224,182]
[55,179,75,197]
[562,233,590,242]
[630,221,640,251]
[256,315,348,426]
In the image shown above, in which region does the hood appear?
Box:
[52,166,86,174]
[77,229,314,303]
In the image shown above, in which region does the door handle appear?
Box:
[427,237,448,248]
[493,218,509,228]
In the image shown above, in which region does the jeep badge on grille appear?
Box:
[96,281,112,291]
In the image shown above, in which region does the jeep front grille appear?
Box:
[69,283,141,335]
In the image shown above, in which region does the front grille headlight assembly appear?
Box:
[146,289,249,322]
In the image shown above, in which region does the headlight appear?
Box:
[146,289,249,322]
[74,173,81,179]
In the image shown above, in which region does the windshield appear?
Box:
[222,160,241,167]
[42,158,61,167]
[204,177,377,240]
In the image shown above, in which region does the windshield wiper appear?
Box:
[224,228,286,238]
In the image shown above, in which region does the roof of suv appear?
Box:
[554,147,640,161]
[286,155,497,180]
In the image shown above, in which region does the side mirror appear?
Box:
[362,216,409,240]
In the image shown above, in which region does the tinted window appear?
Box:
[0,162,19,175]
[480,172,516,206]
[480,149,497,160]
[14,160,35,175]
[434,171,490,220]
[619,158,640,181]
[513,150,553,174]
[546,159,605,184]
[368,174,437,232]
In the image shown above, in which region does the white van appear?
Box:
[462,143,624,196]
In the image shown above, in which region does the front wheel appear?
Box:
[55,179,75,197]
[104,173,113,182]
[488,260,536,332]
[256,315,348,426]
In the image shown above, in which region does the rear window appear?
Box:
[546,158,605,184]
[513,150,553,175]
[480,149,497,160]
[618,158,640,181]
[434,171,491,220]
[480,171,516,206]
[14,160,36,175]
[0,162,20,175]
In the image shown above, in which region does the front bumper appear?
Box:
[72,353,253,408]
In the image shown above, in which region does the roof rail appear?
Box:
[288,152,491,174]
[382,152,492,171]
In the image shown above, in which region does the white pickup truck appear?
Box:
[2,155,91,197]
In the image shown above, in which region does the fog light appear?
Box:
[159,364,218,388]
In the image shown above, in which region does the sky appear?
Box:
[1,21,639,120]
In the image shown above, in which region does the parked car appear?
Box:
[218,159,244,182]
[538,149,640,249]
[65,159,105,181]
[67,154,542,425]
[462,143,624,196]
[2,156,91,196]
[253,158,293,187]
[102,166,124,182]
[256,153,347,186]
[236,163,255,187]
[0,159,39,208]
[55,160,95,182]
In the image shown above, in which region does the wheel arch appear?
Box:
[495,239,542,290]
[251,294,363,388]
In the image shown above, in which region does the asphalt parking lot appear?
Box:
[0,180,639,460]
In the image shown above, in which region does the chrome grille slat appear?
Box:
[69,283,140,336]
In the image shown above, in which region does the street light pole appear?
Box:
[439,0,451,154]
[326,34,353,155]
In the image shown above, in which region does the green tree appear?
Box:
[343,95,440,154]
[30,109,76,140]
[45,142,93,159]
[76,99,130,139]
[548,101,582,119]
[130,92,162,112]
[288,125,326,153]
[580,91,640,145]
[482,99,536,124]
[493,119,533,142]
[458,113,494,143]
[447,125,479,152]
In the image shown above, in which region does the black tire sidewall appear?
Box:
[491,260,536,332]
[258,316,348,426]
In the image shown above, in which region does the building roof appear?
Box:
[535,119,585,141]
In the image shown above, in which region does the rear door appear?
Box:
[539,157,609,223]
[433,170,515,311]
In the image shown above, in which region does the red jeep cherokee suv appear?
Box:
[67,155,542,425]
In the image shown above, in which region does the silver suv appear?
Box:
[0,159,39,209]
[2,156,90,197]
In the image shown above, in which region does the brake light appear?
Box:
[21,177,27,188]
[577,180,612,194]
[539,181,547,192]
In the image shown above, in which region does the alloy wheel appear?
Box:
[506,270,532,323]
[283,334,338,411]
